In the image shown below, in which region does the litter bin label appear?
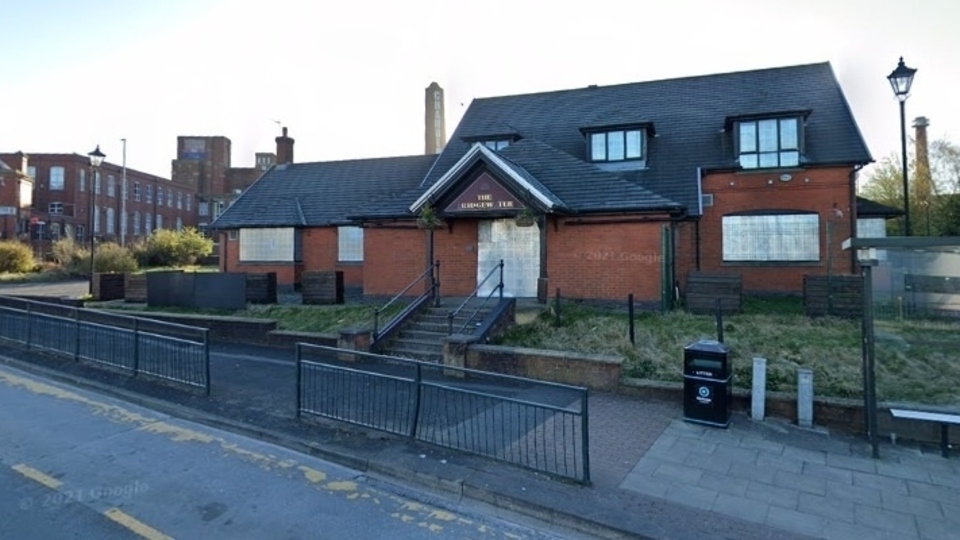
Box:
[697,385,712,404]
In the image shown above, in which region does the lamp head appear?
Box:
[88,145,106,167]
[887,57,917,101]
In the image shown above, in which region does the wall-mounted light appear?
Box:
[779,174,792,182]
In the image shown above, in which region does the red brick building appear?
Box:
[0,152,198,254]
[0,153,33,241]
[211,64,874,301]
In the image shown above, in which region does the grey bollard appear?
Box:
[752,357,766,421]
[798,368,814,428]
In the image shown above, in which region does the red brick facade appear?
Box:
[692,166,857,293]
[216,164,859,301]
[0,153,197,254]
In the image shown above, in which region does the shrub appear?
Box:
[94,242,139,274]
[134,228,214,268]
[51,238,91,276]
[0,241,35,273]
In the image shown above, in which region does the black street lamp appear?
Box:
[87,145,106,295]
[887,57,917,236]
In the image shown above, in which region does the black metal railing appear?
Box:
[295,343,589,484]
[0,296,210,394]
[448,259,504,335]
[372,260,439,341]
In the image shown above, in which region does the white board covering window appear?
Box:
[240,228,295,262]
[722,213,820,262]
[338,226,363,262]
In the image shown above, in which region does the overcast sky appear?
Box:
[3,0,957,182]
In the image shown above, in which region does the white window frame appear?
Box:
[157,187,164,206]
[722,213,820,262]
[145,185,153,204]
[134,182,141,202]
[156,214,163,229]
[239,228,295,262]
[133,211,141,235]
[49,166,65,191]
[106,207,116,234]
[79,169,86,192]
[107,175,116,197]
[48,202,64,215]
[145,213,152,234]
[337,226,364,262]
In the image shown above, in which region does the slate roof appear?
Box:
[423,62,872,216]
[209,154,437,228]
[213,62,872,228]
[857,196,903,218]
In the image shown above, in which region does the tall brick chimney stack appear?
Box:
[275,127,294,165]
[913,116,932,206]
[425,82,446,155]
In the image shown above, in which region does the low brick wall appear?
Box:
[466,344,622,392]
[267,330,337,349]
[131,312,277,344]
[618,378,959,447]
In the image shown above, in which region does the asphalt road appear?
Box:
[0,363,576,540]
[0,279,89,299]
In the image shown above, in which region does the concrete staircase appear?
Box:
[381,298,494,362]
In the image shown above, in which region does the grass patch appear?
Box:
[0,268,76,283]
[496,299,959,405]
[108,300,406,334]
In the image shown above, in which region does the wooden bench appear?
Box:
[889,408,960,458]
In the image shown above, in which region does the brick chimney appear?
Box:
[425,82,446,155]
[913,116,932,204]
[275,127,294,165]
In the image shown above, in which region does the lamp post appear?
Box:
[887,57,917,236]
[87,145,106,295]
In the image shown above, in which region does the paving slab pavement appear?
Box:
[621,413,960,540]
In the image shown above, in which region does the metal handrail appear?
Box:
[448,259,504,334]
[373,260,439,340]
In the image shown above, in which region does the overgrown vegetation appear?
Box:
[130,228,213,267]
[0,240,35,273]
[2,229,215,279]
[495,297,960,404]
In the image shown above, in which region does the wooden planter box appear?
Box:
[92,273,125,301]
[685,272,742,314]
[246,273,278,304]
[124,273,147,302]
[302,271,344,304]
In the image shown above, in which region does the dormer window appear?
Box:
[482,140,511,151]
[589,129,644,162]
[737,117,801,169]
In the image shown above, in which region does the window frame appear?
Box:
[48,202,64,215]
[736,116,803,170]
[337,226,364,263]
[107,175,116,197]
[587,128,645,163]
[239,228,297,262]
[721,211,820,263]
[49,166,65,191]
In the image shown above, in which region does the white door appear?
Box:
[477,219,539,297]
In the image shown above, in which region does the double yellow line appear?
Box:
[11,463,173,540]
